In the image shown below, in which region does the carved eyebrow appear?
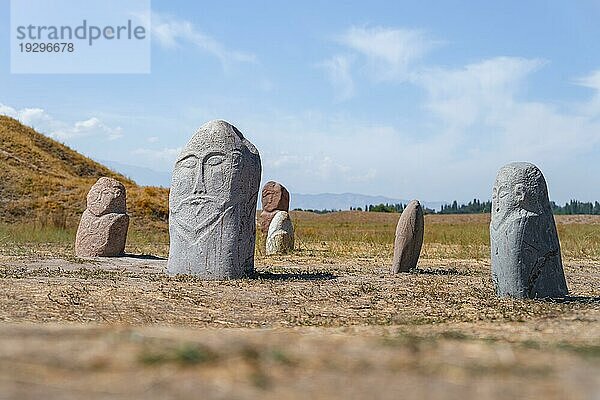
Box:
[202,151,226,162]
[176,153,199,163]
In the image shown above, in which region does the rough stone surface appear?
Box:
[261,181,290,212]
[167,120,261,279]
[391,200,424,273]
[265,211,294,255]
[75,177,129,257]
[86,177,127,216]
[490,162,569,299]
[258,181,290,235]
[258,210,278,235]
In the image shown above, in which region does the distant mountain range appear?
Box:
[99,159,447,211]
[98,159,172,188]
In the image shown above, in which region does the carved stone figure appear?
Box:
[391,200,424,273]
[258,181,290,235]
[75,177,129,257]
[266,211,294,255]
[262,181,290,212]
[490,162,568,298]
[167,120,261,279]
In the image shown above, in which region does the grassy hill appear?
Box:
[0,115,169,232]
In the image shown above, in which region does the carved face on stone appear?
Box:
[170,120,260,239]
[261,181,289,212]
[492,162,548,230]
[87,177,127,216]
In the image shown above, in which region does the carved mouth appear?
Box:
[171,196,224,237]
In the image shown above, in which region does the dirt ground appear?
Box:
[0,253,598,399]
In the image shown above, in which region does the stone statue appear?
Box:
[391,200,424,273]
[258,181,290,235]
[75,177,129,257]
[167,120,261,279]
[490,162,569,298]
[266,210,294,255]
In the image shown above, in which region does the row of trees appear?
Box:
[352,203,438,214]
[350,203,406,213]
[550,200,600,215]
[357,199,600,215]
[439,199,492,214]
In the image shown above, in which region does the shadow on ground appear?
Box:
[252,271,337,281]
[551,296,600,304]
[123,254,166,260]
[411,267,462,275]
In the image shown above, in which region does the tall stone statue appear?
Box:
[391,200,424,273]
[266,210,294,255]
[167,120,261,279]
[75,177,129,257]
[490,162,568,298]
[258,181,290,235]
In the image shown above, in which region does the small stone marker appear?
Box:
[266,210,294,255]
[258,181,290,235]
[391,200,424,273]
[167,120,261,279]
[490,162,568,298]
[75,177,129,257]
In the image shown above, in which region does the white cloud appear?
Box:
[147,136,159,143]
[415,57,545,130]
[149,12,256,67]
[574,69,600,117]
[0,105,53,127]
[413,57,600,159]
[404,57,600,200]
[0,103,124,141]
[575,69,600,90]
[318,55,355,100]
[320,26,437,99]
[336,26,436,82]
[52,117,124,140]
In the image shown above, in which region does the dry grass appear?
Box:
[0,257,597,328]
[287,211,600,261]
[1,211,598,263]
[0,212,597,332]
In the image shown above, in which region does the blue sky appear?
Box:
[1,0,599,203]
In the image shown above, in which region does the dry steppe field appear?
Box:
[0,212,598,400]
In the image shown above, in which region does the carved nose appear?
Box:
[193,168,205,194]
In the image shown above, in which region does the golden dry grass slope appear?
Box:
[0,115,169,232]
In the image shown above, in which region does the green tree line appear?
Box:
[358,199,600,215]
[551,200,600,215]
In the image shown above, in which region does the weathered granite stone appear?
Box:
[75,210,129,256]
[258,210,278,235]
[265,211,294,255]
[391,200,424,273]
[75,177,129,257]
[490,162,568,299]
[262,181,290,212]
[87,177,127,216]
[167,120,261,279]
[258,181,290,235]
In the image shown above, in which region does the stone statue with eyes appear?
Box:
[75,177,129,257]
[167,120,261,279]
[490,162,568,298]
[258,181,290,235]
